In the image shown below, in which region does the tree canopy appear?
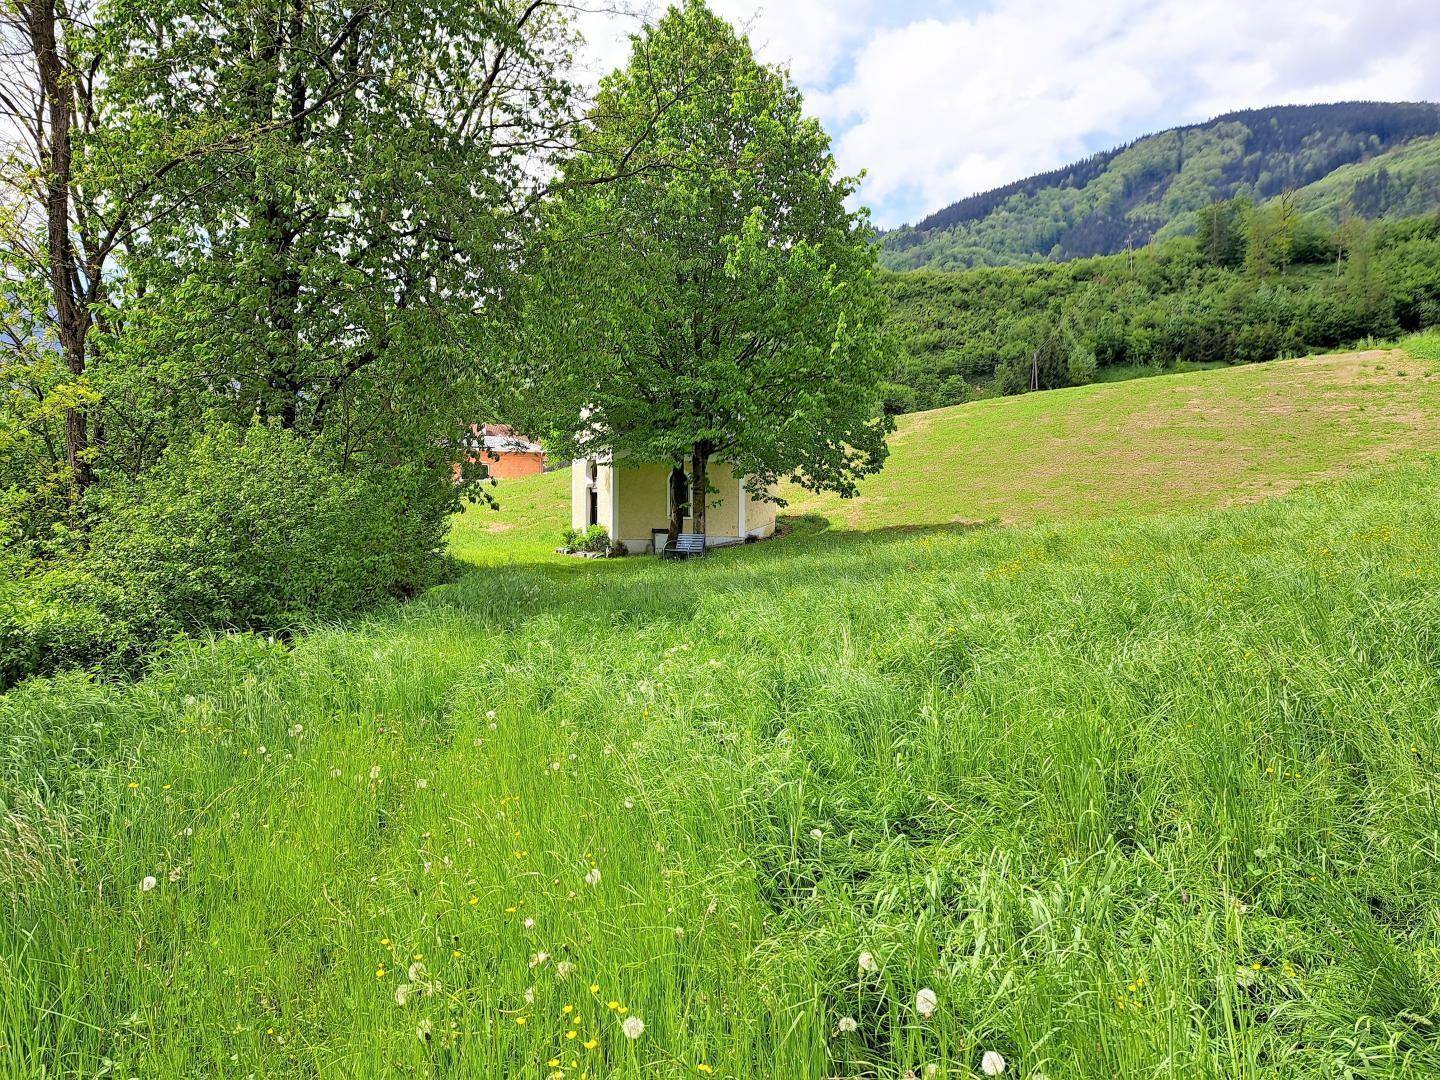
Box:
[516,0,894,537]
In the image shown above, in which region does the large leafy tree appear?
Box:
[519,0,894,542]
[2,0,581,508]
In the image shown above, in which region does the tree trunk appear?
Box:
[29,0,93,494]
[666,462,686,550]
[690,441,711,543]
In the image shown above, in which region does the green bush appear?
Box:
[560,527,582,552]
[4,425,454,686]
[582,524,611,554]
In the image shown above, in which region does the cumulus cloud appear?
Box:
[576,0,1440,227]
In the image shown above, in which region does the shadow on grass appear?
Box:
[423,511,1003,639]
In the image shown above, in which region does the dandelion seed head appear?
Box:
[584,867,601,887]
[621,1015,645,1039]
[838,1016,858,1033]
[858,950,878,975]
[981,1050,1007,1076]
[915,987,938,1017]
[140,875,157,892]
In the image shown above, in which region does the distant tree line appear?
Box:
[880,206,1440,414]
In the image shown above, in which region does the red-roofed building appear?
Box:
[458,424,546,480]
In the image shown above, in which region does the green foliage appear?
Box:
[518,0,894,511]
[582,524,611,554]
[2,0,577,681]
[3,426,451,686]
[881,102,1440,270]
[883,211,1440,412]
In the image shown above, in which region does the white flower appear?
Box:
[524,986,536,1003]
[408,961,426,982]
[140,875,157,892]
[623,798,635,810]
[555,960,576,979]
[523,917,535,930]
[603,744,614,756]
[288,724,303,737]
[395,983,412,1006]
[838,1016,858,1033]
[550,761,561,771]
[485,709,496,719]
[415,778,428,789]
[369,765,381,780]
[809,828,823,840]
[416,1019,432,1041]
[528,951,549,968]
[621,1015,645,1039]
[168,867,182,883]
[915,987,938,1017]
[257,746,267,756]
[584,867,601,887]
[981,1050,1006,1076]
[858,950,878,975]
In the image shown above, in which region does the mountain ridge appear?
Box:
[880,101,1440,271]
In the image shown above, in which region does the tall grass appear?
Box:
[4,461,1440,1077]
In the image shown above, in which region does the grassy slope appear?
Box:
[450,347,1440,541]
[782,348,1440,529]
[6,342,1440,1078]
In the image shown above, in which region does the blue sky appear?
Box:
[578,0,1440,227]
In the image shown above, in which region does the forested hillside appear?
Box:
[881,102,1440,270]
[880,209,1440,414]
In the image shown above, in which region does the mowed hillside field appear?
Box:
[6,340,1440,1077]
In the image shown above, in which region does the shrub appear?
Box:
[582,524,610,554]
[1066,344,1098,385]
[4,424,454,686]
[560,527,582,552]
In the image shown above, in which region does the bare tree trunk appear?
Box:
[666,462,685,549]
[27,0,93,493]
[689,441,711,542]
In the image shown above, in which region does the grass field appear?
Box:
[4,340,1440,1077]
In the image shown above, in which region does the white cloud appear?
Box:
[576,0,1440,227]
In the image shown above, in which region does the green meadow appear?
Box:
[5,342,1440,1078]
